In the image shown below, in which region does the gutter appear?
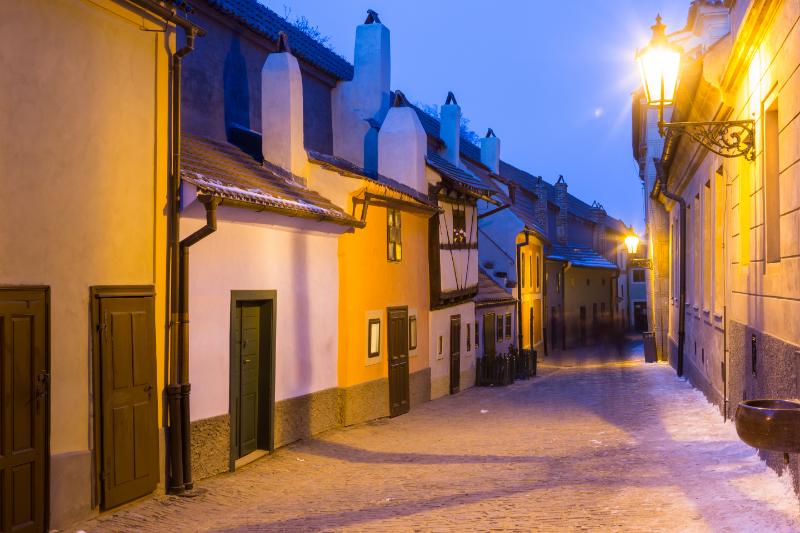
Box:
[157,6,204,495]
[652,160,686,377]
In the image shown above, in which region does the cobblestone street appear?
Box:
[74,344,800,532]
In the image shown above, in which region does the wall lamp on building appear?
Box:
[624,233,640,255]
[636,15,755,160]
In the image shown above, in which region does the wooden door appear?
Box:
[483,313,496,357]
[98,294,158,509]
[237,302,261,457]
[0,288,48,532]
[634,302,648,332]
[387,308,409,417]
[449,315,461,394]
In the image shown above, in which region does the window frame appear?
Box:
[505,312,512,339]
[452,203,467,245]
[367,318,381,358]
[497,314,504,342]
[387,208,402,262]
[409,315,417,350]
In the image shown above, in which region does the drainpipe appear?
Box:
[562,261,571,349]
[176,195,220,491]
[655,181,686,378]
[165,18,203,495]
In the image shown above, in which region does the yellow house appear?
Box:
[1,0,202,528]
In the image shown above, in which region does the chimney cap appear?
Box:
[556,174,566,184]
[445,91,458,105]
[392,90,408,107]
[365,9,381,24]
[277,31,291,53]
[485,128,496,138]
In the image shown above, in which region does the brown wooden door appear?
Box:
[236,302,261,457]
[387,308,409,417]
[449,315,461,394]
[98,294,158,509]
[0,288,48,532]
[483,313,496,357]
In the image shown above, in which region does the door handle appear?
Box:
[244,358,252,364]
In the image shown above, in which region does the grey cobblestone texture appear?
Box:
[73,344,800,532]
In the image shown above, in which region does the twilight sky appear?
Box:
[260,0,689,233]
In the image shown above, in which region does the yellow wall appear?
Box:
[1,0,171,525]
[517,234,545,349]
[338,195,430,388]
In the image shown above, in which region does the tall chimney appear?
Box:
[480,128,500,173]
[332,10,391,170]
[555,175,568,245]
[440,92,461,165]
[534,176,548,234]
[591,201,607,255]
[261,33,306,175]
[378,91,427,193]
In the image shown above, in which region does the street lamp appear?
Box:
[624,233,640,255]
[636,15,755,160]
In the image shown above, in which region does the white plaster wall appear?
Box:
[429,301,476,399]
[182,203,343,421]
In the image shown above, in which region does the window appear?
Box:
[557,272,562,293]
[764,97,780,263]
[387,208,402,262]
[452,204,466,244]
[520,252,526,288]
[437,336,443,356]
[694,194,700,304]
[475,322,479,347]
[466,322,471,351]
[505,313,512,339]
[497,315,504,341]
[633,269,645,283]
[714,168,725,314]
[528,253,533,288]
[586,278,590,286]
[409,315,417,350]
[536,254,541,289]
[368,319,380,357]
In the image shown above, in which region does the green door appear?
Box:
[237,302,261,457]
[0,288,48,532]
[98,294,158,509]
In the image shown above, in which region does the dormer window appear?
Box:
[452,204,466,244]
[387,208,402,262]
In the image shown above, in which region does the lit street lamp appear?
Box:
[636,15,755,160]
[624,233,640,255]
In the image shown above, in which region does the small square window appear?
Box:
[409,316,417,350]
[497,315,504,341]
[505,313,512,339]
[633,269,645,283]
[368,319,380,358]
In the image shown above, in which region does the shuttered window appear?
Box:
[387,209,402,262]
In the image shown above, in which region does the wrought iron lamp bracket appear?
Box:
[658,119,756,161]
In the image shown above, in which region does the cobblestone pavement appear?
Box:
[73,343,800,532]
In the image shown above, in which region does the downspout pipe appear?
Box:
[166,20,202,495]
[177,195,220,491]
[656,182,686,378]
[516,231,531,373]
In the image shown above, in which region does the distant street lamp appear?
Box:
[624,233,640,255]
[636,15,755,160]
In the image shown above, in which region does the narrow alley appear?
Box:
[75,343,800,532]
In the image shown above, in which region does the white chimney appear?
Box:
[261,32,306,175]
[378,92,427,193]
[332,10,391,170]
[440,92,461,165]
[480,128,500,173]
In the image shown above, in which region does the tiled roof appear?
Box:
[426,151,493,194]
[204,0,354,80]
[181,133,360,226]
[476,269,516,306]
[546,245,618,270]
[307,150,435,207]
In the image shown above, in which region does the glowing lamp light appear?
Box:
[625,234,640,255]
[636,15,681,107]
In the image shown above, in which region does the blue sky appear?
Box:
[260,1,689,233]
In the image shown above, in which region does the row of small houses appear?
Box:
[2,0,640,529]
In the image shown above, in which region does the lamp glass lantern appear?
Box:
[624,234,640,255]
[636,15,681,110]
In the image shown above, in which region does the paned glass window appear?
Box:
[409,316,417,350]
[387,209,402,262]
[453,204,467,244]
[368,319,380,357]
